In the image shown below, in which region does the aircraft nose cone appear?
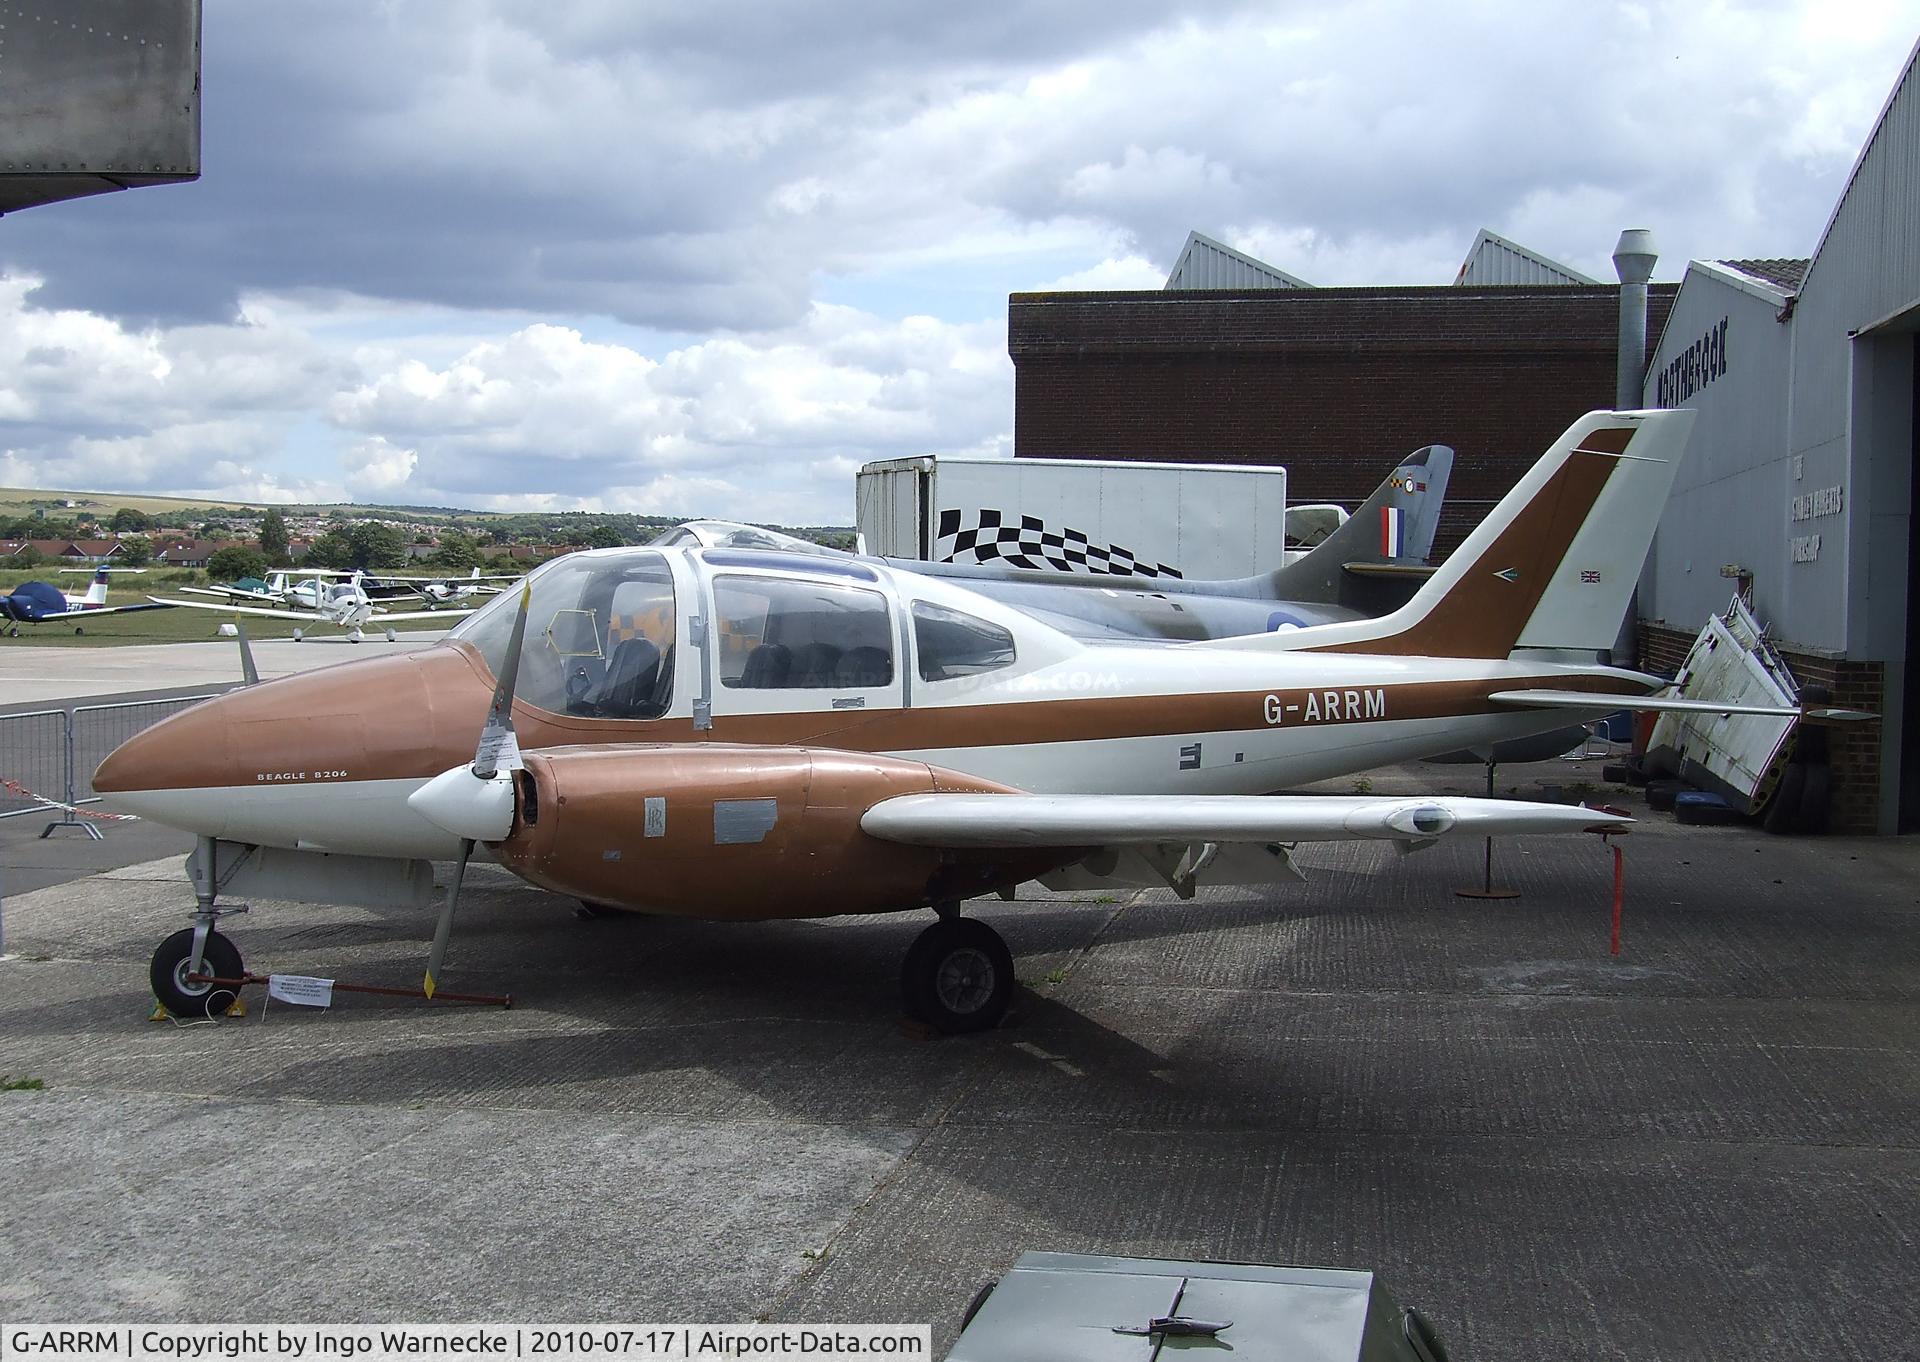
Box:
[93,695,235,796]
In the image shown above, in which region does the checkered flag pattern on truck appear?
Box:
[935,509,1183,578]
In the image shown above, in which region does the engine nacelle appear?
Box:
[498,744,1061,920]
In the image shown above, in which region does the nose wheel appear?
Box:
[901,916,1013,1034]
[150,927,244,1019]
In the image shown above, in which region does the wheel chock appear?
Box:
[148,995,247,1022]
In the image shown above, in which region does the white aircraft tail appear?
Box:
[1206,409,1694,661]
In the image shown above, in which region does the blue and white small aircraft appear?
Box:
[0,566,172,635]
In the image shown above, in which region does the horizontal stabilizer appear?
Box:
[1488,689,1874,722]
[863,793,1629,848]
[1341,562,1437,579]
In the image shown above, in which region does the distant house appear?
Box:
[153,539,226,568]
[480,543,583,564]
[2,538,123,563]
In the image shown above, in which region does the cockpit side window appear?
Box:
[912,601,1016,682]
[715,575,894,689]
[448,553,677,720]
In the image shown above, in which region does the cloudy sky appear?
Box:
[0,1,1914,524]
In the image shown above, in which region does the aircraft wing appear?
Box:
[1488,689,1874,722]
[179,585,277,602]
[147,596,327,622]
[366,606,477,622]
[34,602,176,620]
[862,793,1627,847]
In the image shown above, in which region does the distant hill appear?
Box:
[0,486,851,537]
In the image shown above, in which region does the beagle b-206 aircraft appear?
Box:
[95,409,1854,1031]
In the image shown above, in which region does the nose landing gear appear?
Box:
[901,912,1014,1034]
[148,835,249,1018]
[150,926,244,1018]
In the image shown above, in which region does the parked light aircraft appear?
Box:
[659,444,1456,643]
[371,566,519,608]
[181,568,370,610]
[151,573,473,642]
[97,410,1866,1031]
[0,567,172,635]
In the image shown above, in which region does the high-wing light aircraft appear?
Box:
[96,410,1865,1031]
[0,567,173,635]
[150,574,473,642]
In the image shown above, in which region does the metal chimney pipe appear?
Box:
[1612,229,1658,410]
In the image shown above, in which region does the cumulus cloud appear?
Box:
[1,1,1910,331]
[326,305,1012,521]
[0,272,1010,523]
[0,1,1910,521]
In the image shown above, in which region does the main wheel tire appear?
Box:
[1762,763,1807,835]
[149,927,244,1019]
[1796,762,1832,835]
[901,917,1014,1034]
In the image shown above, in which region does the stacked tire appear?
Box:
[1763,685,1833,836]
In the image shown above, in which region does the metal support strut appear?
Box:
[1455,758,1520,900]
[185,835,247,976]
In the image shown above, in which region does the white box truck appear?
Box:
[855,456,1290,581]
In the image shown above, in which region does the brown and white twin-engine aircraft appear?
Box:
[95,408,1854,1031]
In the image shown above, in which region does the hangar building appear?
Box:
[1008,241,1676,560]
[1007,38,1919,833]
[1639,40,1920,833]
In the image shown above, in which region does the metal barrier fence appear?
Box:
[0,695,213,837]
[0,709,70,821]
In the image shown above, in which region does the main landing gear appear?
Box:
[148,835,249,1018]
[901,909,1014,1034]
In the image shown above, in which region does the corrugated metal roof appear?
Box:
[1715,258,1810,293]
[1452,229,1598,286]
[1799,34,1920,306]
[1165,231,1313,289]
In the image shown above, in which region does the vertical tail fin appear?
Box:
[85,568,112,606]
[1263,444,1454,611]
[1203,410,1694,659]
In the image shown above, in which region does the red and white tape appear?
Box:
[0,774,141,821]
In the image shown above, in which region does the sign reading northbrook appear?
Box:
[1655,316,1729,407]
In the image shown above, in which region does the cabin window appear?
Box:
[912,601,1016,682]
[448,552,677,719]
[714,575,894,689]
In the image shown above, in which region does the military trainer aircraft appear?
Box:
[0,566,172,635]
[96,409,1862,1031]
[657,443,1456,643]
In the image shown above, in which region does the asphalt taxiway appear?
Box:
[1,712,1916,1355]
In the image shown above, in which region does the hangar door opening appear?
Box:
[1907,338,1920,830]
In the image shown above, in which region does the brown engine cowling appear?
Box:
[496,743,1074,921]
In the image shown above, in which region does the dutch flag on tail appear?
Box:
[1379,505,1404,558]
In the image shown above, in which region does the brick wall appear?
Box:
[1010,284,1678,557]
[1640,621,1884,834]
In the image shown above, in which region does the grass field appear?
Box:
[0,486,513,521]
[0,604,454,646]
